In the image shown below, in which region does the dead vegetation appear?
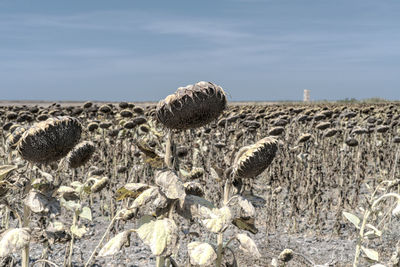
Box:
[0,87,400,267]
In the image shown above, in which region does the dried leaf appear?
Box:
[79,206,92,221]
[155,170,186,201]
[60,198,82,212]
[37,169,54,183]
[232,217,258,234]
[70,225,87,238]
[236,234,261,258]
[343,211,360,229]
[365,224,382,237]
[137,141,158,158]
[177,194,215,220]
[144,157,165,168]
[187,241,217,266]
[392,202,400,218]
[0,228,31,257]
[137,141,165,168]
[56,186,79,201]
[210,166,222,182]
[123,183,150,192]
[98,230,131,257]
[0,165,17,181]
[130,187,168,215]
[361,246,379,261]
[116,183,148,201]
[201,206,232,233]
[24,190,60,215]
[229,195,255,219]
[137,218,178,256]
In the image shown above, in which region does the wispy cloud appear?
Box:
[0,10,251,45]
[0,3,399,101]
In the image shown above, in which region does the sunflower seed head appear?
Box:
[6,125,27,150]
[18,116,82,164]
[156,81,227,130]
[233,137,278,178]
[67,141,96,169]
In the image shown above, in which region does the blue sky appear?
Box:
[0,0,399,101]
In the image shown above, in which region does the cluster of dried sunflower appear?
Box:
[0,115,100,267]
[83,81,279,267]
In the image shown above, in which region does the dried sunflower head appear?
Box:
[233,137,278,178]
[18,116,82,164]
[156,81,227,130]
[67,141,96,169]
[87,122,99,132]
[6,125,27,150]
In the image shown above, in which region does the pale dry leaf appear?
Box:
[79,206,92,221]
[0,165,17,181]
[70,225,87,238]
[201,206,232,233]
[98,230,131,257]
[187,241,217,266]
[37,169,54,183]
[178,194,214,220]
[229,195,256,219]
[56,186,79,200]
[0,228,31,257]
[123,183,149,192]
[155,170,186,201]
[137,218,178,256]
[24,190,60,215]
[236,233,261,258]
[392,201,400,218]
[361,246,379,262]
[60,198,82,212]
[130,187,168,215]
[343,211,360,229]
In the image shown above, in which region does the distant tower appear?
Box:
[303,89,310,102]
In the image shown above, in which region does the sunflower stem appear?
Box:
[67,210,78,267]
[216,232,224,267]
[164,130,174,169]
[22,163,33,267]
[353,193,400,266]
[156,256,165,267]
[21,204,30,267]
[84,211,121,267]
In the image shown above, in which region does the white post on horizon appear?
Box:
[303,89,310,102]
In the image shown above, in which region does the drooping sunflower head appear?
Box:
[156,81,227,130]
[233,137,278,178]
[18,116,82,164]
[67,141,96,169]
